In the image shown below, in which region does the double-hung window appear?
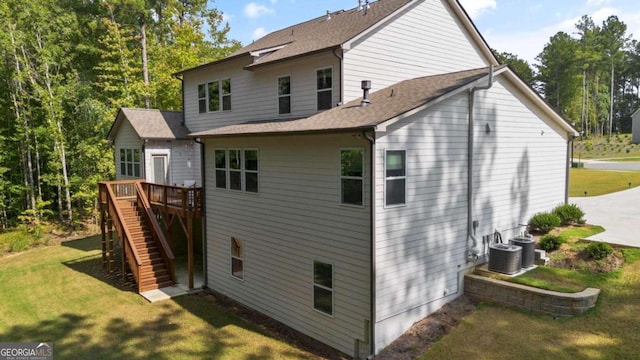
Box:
[278,76,291,115]
[316,68,332,110]
[313,260,333,316]
[214,150,227,189]
[340,148,364,206]
[231,237,243,279]
[200,79,231,113]
[385,150,406,206]
[214,149,259,193]
[120,148,141,177]
[198,84,206,113]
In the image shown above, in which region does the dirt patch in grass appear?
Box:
[547,242,624,273]
[376,295,478,360]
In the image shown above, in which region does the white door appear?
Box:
[152,155,168,185]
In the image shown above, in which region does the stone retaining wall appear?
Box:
[464,273,600,317]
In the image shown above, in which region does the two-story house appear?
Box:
[172,0,577,357]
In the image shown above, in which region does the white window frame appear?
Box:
[197,83,206,113]
[316,67,333,111]
[231,237,244,280]
[228,148,242,192]
[120,148,141,177]
[312,260,334,317]
[384,149,407,208]
[214,148,259,194]
[201,78,232,113]
[339,148,364,207]
[277,75,292,115]
[214,149,227,189]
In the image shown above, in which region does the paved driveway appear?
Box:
[570,186,640,247]
[582,159,640,171]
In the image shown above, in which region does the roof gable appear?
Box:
[107,108,188,141]
[177,0,498,75]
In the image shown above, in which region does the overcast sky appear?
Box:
[212,0,640,66]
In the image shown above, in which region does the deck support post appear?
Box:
[187,215,194,289]
[108,218,115,272]
[101,206,107,268]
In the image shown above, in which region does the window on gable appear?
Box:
[208,80,220,112]
[340,148,364,206]
[198,84,206,113]
[231,237,243,280]
[313,260,333,316]
[385,150,406,206]
[120,148,141,177]
[214,149,227,189]
[317,68,332,111]
[278,76,291,115]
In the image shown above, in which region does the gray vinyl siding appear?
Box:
[145,140,201,186]
[373,78,569,351]
[113,121,143,180]
[204,133,371,357]
[471,78,568,239]
[183,52,340,134]
[343,0,487,101]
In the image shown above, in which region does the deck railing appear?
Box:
[142,182,202,216]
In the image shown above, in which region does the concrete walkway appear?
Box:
[570,186,640,248]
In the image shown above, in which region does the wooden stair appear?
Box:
[118,200,173,292]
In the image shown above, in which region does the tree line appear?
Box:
[496,15,640,137]
[0,0,239,230]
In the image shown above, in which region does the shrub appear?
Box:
[552,203,585,225]
[539,234,563,252]
[528,212,561,233]
[586,242,613,260]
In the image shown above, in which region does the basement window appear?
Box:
[231,237,243,280]
[385,150,406,206]
[313,260,333,316]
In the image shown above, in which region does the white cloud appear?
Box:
[587,0,612,6]
[244,3,275,19]
[458,0,497,18]
[252,27,268,40]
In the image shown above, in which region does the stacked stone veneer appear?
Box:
[464,273,600,317]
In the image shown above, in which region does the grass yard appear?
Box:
[0,235,321,359]
[424,247,640,360]
[569,168,640,197]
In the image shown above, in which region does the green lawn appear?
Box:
[424,247,640,359]
[0,236,319,359]
[569,168,640,197]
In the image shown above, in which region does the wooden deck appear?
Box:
[98,180,203,291]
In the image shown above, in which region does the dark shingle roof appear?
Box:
[191,67,497,137]
[108,108,188,140]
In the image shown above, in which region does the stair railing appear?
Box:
[135,181,175,283]
[99,181,143,292]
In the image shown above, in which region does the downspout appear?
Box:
[467,65,494,262]
[565,135,574,204]
[333,47,344,105]
[172,73,185,125]
[362,130,376,359]
[194,137,207,287]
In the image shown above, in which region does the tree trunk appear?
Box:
[141,19,150,109]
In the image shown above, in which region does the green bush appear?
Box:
[528,212,561,233]
[587,242,613,260]
[552,203,585,225]
[539,234,564,252]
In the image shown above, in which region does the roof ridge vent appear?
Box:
[326,10,331,20]
[357,0,363,11]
